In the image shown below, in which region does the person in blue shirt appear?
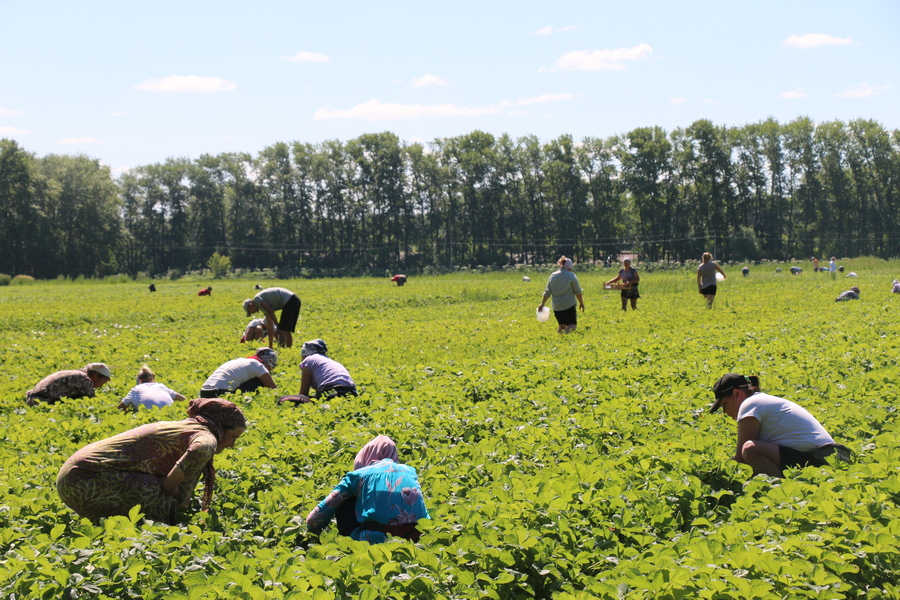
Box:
[306,435,429,543]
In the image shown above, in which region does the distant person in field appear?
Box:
[149,283,156,292]
[835,286,860,302]
[118,366,185,412]
[243,287,301,348]
[25,363,112,406]
[240,318,274,344]
[538,256,585,334]
[812,257,819,272]
[790,266,802,275]
[829,257,837,280]
[198,286,212,296]
[278,339,358,406]
[391,274,407,286]
[709,373,849,478]
[892,280,900,294]
[742,267,750,277]
[306,434,429,543]
[605,258,640,311]
[697,252,726,308]
[57,397,246,524]
[200,348,278,398]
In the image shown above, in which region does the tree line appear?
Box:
[1,116,898,279]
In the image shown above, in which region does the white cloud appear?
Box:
[411,73,448,88]
[56,137,102,145]
[669,97,687,104]
[0,107,26,116]
[779,90,808,99]
[281,51,331,63]
[783,33,853,48]
[314,93,574,121]
[134,76,237,92]
[834,82,890,99]
[547,43,653,71]
[534,25,579,35]
[0,126,29,135]
[701,98,716,103]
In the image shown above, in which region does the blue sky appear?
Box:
[1,0,897,174]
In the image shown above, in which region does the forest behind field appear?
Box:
[1,116,898,279]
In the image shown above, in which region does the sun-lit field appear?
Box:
[2,262,900,599]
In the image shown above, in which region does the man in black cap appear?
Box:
[710,373,848,477]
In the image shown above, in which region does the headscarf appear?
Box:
[353,434,399,470]
[253,347,278,370]
[186,397,247,511]
[300,339,328,357]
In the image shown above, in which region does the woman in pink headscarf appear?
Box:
[306,435,429,544]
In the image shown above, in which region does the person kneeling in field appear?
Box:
[278,339,357,405]
[306,435,429,543]
[240,318,274,344]
[835,286,860,302]
[25,363,112,406]
[200,348,278,398]
[709,373,850,478]
[57,398,246,524]
[118,365,185,412]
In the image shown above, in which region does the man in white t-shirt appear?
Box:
[709,373,848,477]
[200,348,278,398]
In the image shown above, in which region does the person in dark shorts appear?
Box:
[391,274,407,286]
[538,256,584,334]
[605,258,640,311]
[243,287,301,348]
[200,348,278,398]
[697,252,726,308]
[709,373,850,478]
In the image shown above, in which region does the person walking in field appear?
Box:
[118,366,185,412]
[605,258,640,311]
[243,287,301,348]
[306,434,429,543]
[697,252,726,308]
[25,363,112,406]
[278,339,358,405]
[56,398,246,524]
[709,373,849,478]
[200,348,278,398]
[829,257,837,280]
[538,256,585,334]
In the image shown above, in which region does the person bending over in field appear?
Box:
[538,256,585,333]
[57,398,245,524]
[242,287,301,348]
[306,435,429,543]
[278,339,358,405]
[200,348,278,398]
[709,373,849,478]
[697,252,726,308]
[892,280,900,294]
[118,365,185,412]
[25,363,112,406]
[239,318,274,344]
[835,286,860,302]
[391,274,407,286]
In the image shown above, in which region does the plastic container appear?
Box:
[536,307,550,322]
[716,272,725,281]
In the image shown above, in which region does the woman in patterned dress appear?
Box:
[306,435,429,543]
[56,398,246,524]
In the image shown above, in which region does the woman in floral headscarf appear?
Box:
[306,435,429,544]
[56,398,246,524]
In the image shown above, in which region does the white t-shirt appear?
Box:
[203,358,269,391]
[737,393,834,452]
[122,382,179,409]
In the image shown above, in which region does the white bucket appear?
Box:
[536,307,550,322]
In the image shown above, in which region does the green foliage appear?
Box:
[207,253,232,279]
[2,264,900,598]
[0,273,10,286]
[12,274,36,285]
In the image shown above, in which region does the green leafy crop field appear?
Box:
[2,264,900,599]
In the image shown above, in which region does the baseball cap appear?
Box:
[710,373,751,413]
[86,363,112,378]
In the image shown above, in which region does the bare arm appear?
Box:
[734,417,761,463]
[172,393,186,402]
[117,401,131,412]
[259,372,277,389]
[163,464,185,495]
[299,366,313,397]
[715,264,726,279]
[576,292,584,311]
[259,300,279,347]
